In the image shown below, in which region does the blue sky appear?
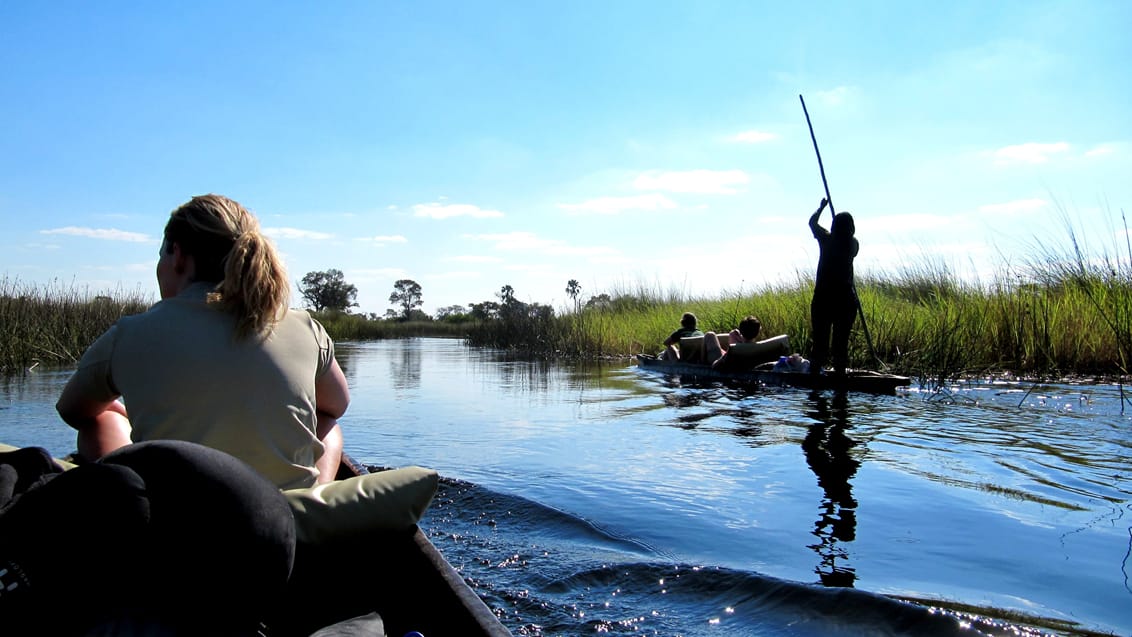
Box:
[2,1,1129,316]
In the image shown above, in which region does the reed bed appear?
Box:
[311,312,468,340]
[465,243,1131,383]
[0,277,151,374]
[0,279,470,374]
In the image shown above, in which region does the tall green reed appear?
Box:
[0,277,151,374]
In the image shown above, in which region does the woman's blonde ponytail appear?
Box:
[164,194,289,340]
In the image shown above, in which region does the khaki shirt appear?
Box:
[70,283,336,489]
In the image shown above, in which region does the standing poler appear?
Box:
[808,197,859,376]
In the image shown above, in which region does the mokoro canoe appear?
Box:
[271,454,514,636]
[635,354,911,395]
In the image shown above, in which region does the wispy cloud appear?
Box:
[359,234,408,245]
[1084,143,1120,158]
[413,203,505,219]
[445,255,504,264]
[428,270,482,280]
[83,262,154,273]
[732,130,778,144]
[813,86,856,107]
[558,193,678,215]
[978,198,1048,215]
[264,227,334,240]
[633,169,749,194]
[465,231,620,258]
[988,142,1070,165]
[40,227,151,242]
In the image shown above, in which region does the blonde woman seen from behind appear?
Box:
[57,194,350,489]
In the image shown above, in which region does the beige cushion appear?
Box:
[725,334,790,364]
[283,466,439,543]
[679,335,706,362]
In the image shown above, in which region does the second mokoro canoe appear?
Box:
[635,354,911,395]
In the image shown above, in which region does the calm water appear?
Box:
[2,337,1129,636]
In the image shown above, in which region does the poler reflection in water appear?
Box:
[803,391,862,587]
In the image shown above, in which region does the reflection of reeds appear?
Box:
[0,276,151,374]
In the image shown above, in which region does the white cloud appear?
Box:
[813,86,855,107]
[83,262,153,272]
[40,227,150,242]
[445,255,504,264]
[632,169,749,194]
[359,234,408,245]
[427,270,482,280]
[413,202,504,219]
[732,130,778,144]
[264,227,334,240]
[978,198,1048,216]
[558,193,678,215]
[988,142,1070,165]
[1084,143,1119,158]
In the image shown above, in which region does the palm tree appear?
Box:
[566,279,582,313]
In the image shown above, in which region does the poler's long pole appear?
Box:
[799,94,835,220]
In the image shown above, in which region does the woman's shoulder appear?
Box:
[279,307,316,329]
[278,309,332,341]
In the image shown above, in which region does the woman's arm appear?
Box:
[313,357,350,484]
[314,417,343,484]
[56,384,132,461]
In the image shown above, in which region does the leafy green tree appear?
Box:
[389,279,423,319]
[585,293,612,310]
[470,301,500,320]
[436,304,467,319]
[299,269,358,312]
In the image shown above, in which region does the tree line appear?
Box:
[298,269,593,323]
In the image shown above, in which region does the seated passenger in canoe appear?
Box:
[55,194,351,489]
[659,312,704,361]
[704,315,761,371]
